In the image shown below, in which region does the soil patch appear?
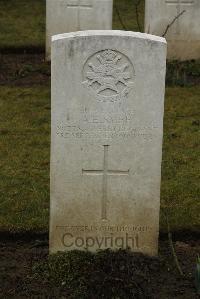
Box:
[0,235,199,298]
[0,54,200,87]
[0,54,50,86]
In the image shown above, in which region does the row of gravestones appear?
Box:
[46,0,200,61]
[49,0,199,256]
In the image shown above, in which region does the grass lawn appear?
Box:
[0,0,45,50]
[0,86,199,233]
[0,0,144,50]
[161,87,200,232]
[113,0,144,31]
[0,87,50,232]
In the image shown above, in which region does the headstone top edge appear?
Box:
[52,30,167,44]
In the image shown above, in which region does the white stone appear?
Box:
[50,30,166,256]
[46,0,113,60]
[145,0,200,60]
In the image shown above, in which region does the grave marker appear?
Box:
[50,31,167,255]
[145,0,200,60]
[46,0,113,60]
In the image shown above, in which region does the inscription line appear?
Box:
[67,4,92,8]
[165,0,194,4]
[67,0,93,8]
[82,170,130,175]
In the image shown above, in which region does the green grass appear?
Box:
[0,86,199,233]
[0,0,144,50]
[0,87,50,231]
[0,0,45,49]
[161,87,200,232]
[113,0,144,31]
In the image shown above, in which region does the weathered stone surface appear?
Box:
[145,0,200,60]
[46,0,113,60]
[50,31,166,255]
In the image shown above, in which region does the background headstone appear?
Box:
[50,30,166,256]
[46,0,113,60]
[145,0,200,60]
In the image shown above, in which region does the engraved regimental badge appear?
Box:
[83,50,135,103]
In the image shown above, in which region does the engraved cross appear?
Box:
[62,0,93,30]
[82,145,130,221]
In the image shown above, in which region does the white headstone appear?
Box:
[50,30,166,256]
[145,0,200,60]
[46,0,113,60]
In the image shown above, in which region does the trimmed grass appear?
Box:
[113,0,144,31]
[0,86,199,233]
[0,0,144,50]
[0,0,45,49]
[0,87,50,231]
[161,87,200,232]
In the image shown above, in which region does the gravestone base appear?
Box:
[50,224,159,256]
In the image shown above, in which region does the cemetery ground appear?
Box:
[0,0,200,298]
[1,60,200,299]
